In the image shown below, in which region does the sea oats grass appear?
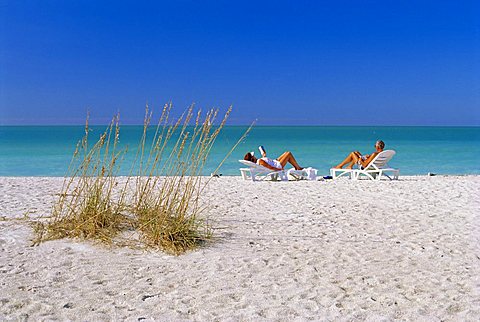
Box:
[39,114,129,244]
[131,106,231,254]
[36,104,251,254]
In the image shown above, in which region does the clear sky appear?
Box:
[1,0,479,125]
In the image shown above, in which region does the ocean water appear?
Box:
[0,126,479,176]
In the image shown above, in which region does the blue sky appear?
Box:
[1,0,479,125]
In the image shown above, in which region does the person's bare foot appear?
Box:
[295,167,304,170]
[333,165,342,169]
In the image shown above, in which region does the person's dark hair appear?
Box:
[244,152,257,163]
[376,140,385,149]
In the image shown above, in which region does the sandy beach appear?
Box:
[1,175,479,321]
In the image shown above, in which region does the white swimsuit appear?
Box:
[258,157,282,169]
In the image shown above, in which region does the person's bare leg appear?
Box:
[334,156,350,168]
[334,151,361,169]
[346,152,361,169]
[277,151,303,170]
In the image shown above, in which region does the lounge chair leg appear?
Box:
[250,170,256,182]
[240,169,248,180]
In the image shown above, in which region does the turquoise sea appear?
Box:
[0,126,479,176]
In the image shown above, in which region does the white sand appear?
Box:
[1,176,479,321]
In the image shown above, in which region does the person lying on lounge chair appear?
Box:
[244,149,304,171]
[334,140,385,169]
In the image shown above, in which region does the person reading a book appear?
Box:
[244,146,304,171]
[333,140,385,169]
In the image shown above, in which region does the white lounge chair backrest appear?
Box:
[238,160,287,181]
[239,160,266,170]
[365,150,396,170]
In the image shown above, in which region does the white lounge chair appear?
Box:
[330,150,399,181]
[239,160,318,181]
[239,160,288,181]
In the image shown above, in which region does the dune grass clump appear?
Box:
[37,115,129,244]
[35,104,250,254]
[131,104,231,254]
